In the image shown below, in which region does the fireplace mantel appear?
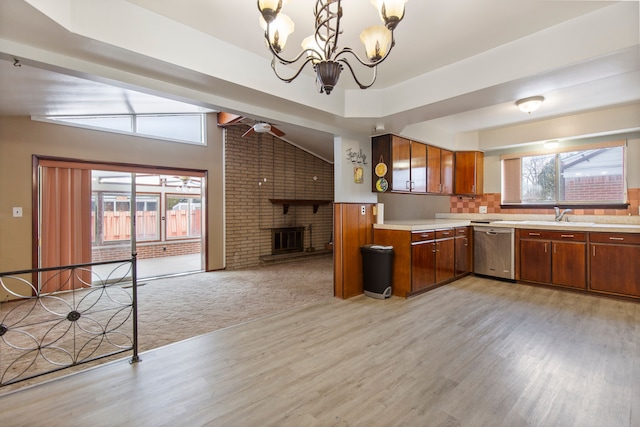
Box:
[269,199,332,214]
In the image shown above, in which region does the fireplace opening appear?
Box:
[272,227,304,255]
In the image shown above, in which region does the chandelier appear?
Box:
[257,0,408,95]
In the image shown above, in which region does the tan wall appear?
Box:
[224,126,334,269]
[0,115,225,275]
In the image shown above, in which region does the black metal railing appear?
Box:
[0,257,140,386]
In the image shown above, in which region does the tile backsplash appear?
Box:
[450,188,640,216]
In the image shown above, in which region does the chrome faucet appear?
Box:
[554,207,573,222]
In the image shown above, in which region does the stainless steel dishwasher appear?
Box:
[473,226,515,280]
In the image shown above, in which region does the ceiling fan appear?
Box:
[217,112,285,138]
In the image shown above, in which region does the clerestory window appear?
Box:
[32,113,206,145]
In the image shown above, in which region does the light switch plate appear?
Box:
[12,207,23,217]
[479,206,488,214]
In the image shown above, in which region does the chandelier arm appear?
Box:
[270,56,317,83]
[338,58,378,90]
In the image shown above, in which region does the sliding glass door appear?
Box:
[37,160,206,286]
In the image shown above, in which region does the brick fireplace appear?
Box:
[271,227,304,255]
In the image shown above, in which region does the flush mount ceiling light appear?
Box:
[257,0,409,95]
[515,96,545,114]
[544,140,559,149]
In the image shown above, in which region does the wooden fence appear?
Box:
[93,210,201,242]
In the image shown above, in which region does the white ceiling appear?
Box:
[0,0,639,162]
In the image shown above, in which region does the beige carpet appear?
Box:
[0,255,333,395]
[135,255,333,351]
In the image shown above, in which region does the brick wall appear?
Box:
[92,241,201,262]
[450,187,640,216]
[225,126,334,270]
[563,175,624,201]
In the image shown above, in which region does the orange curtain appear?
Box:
[40,166,92,293]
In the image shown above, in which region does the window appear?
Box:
[165,195,201,239]
[33,113,206,145]
[501,141,626,206]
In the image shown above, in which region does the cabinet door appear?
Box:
[520,239,551,284]
[410,141,427,193]
[455,235,470,276]
[440,149,454,194]
[435,238,455,283]
[454,151,483,195]
[551,241,586,289]
[590,243,640,297]
[426,145,441,193]
[391,135,411,192]
[412,241,436,291]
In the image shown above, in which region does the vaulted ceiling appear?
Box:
[1,0,639,162]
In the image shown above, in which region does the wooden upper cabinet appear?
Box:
[410,141,427,193]
[391,135,411,192]
[427,146,453,194]
[441,148,454,194]
[454,151,484,196]
[371,134,427,194]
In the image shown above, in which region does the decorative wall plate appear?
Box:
[375,177,388,192]
[375,162,388,177]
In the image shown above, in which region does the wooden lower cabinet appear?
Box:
[454,227,472,277]
[519,239,551,284]
[411,238,435,292]
[518,229,586,289]
[374,228,457,298]
[552,241,586,289]
[435,230,455,284]
[589,232,640,298]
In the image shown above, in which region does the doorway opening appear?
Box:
[37,159,206,286]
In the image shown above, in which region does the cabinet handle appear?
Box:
[560,234,574,238]
[593,246,596,256]
[553,243,556,254]
[528,232,541,236]
[441,231,450,235]
[472,184,475,193]
[544,243,547,253]
[609,237,624,241]
[464,238,468,247]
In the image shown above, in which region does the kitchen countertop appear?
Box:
[373,219,474,231]
[374,218,640,233]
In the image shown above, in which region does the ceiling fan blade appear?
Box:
[217,112,244,127]
[242,127,255,138]
[269,125,285,137]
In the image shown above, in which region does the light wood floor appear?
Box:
[0,275,638,427]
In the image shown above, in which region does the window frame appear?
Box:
[500,140,628,209]
[32,113,207,146]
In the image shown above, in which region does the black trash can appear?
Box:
[361,244,394,299]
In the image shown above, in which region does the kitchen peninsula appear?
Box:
[374,216,640,300]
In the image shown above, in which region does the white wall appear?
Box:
[333,135,377,203]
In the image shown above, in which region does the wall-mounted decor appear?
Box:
[346,147,368,165]
[354,167,364,184]
[374,155,388,192]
